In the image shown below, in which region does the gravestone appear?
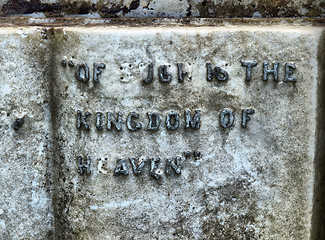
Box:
[0,2,324,240]
[49,24,325,240]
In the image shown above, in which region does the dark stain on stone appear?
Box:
[129,0,140,11]
[99,5,122,17]
[186,2,192,17]
[1,0,62,16]
[0,0,141,17]
[99,1,140,17]
[0,0,324,18]
[200,177,258,239]
[194,0,309,18]
[79,2,90,14]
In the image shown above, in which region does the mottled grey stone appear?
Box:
[50,24,325,239]
[0,0,324,18]
[0,20,325,240]
[0,28,53,239]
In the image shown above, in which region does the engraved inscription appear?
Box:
[76,109,255,131]
[61,60,296,84]
[79,151,201,178]
[65,58,296,177]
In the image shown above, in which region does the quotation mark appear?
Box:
[61,60,74,67]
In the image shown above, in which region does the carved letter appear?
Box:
[150,158,161,180]
[177,63,187,82]
[126,112,142,131]
[285,63,297,82]
[166,111,180,130]
[93,63,106,83]
[77,156,91,175]
[96,112,103,130]
[241,60,257,81]
[263,62,279,81]
[147,112,160,131]
[114,159,129,176]
[75,62,90,82]
[242,108,255,128]
[107,112,123,131]
[159,65,172,82]
[76,110,91,130]
[130,157,147,175]
[166,156,181,175]
[206,63,228,81]
[185,110,201,129]
[143,63,154,84]
[220,109,234,128]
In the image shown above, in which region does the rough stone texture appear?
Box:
[0,27,53,239]
[0,20,324,240]
[0,0,324,18]
[50,24,324,239]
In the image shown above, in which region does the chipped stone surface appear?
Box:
[0,21,324,240]
[0,0,324,18]
[50,25,324,239]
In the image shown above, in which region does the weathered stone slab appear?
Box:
[0,27,53,239]
[50,25,325,239]
[0,21,324,239]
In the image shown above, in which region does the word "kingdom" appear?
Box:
[76,108,255,131]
